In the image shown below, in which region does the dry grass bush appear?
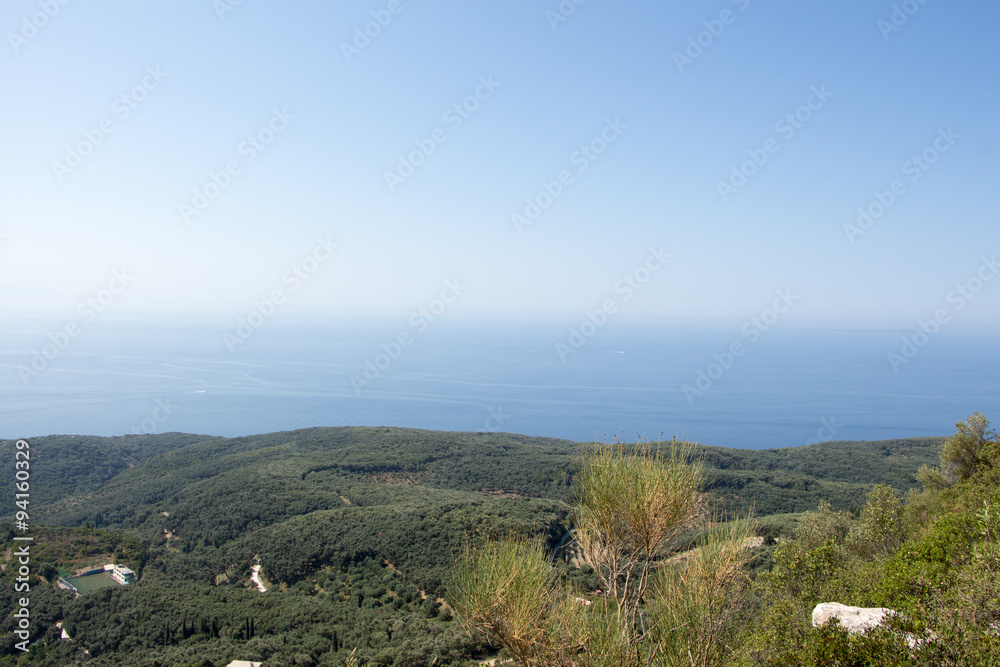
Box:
[650,518,758,667]
[451,442,760,666]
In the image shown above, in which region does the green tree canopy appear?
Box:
[939,411,998,481]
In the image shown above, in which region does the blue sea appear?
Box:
[2,317,998,449]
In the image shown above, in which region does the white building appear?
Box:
[105,563,136,585]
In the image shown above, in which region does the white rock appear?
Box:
[812,602,897,635]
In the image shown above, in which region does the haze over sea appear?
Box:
[3,318,997,450]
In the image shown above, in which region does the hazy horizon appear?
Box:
[3,320,996,447]
[2,1,998,444]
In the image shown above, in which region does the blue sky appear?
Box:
[2,0,998,332]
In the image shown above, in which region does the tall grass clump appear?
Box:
[451,441,758,666]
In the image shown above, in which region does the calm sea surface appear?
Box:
[2,319,997,449]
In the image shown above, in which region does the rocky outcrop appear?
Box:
[811,602,897,635]
[811,602,934,650]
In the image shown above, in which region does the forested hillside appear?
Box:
[449,415,1000,666]
[0,427,942,666]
